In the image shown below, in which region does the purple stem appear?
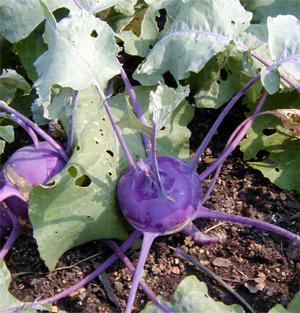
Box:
[198,90,268,181]
[187,73,261,174]
[125,232,158,313]
[200,90,268,201]
[174,246,255,313]
[0,211,22,260]
[0,113,39,149]
[72,0,84,10]
[0,230,142,313]
[104,239,172,313]
[118,60,151,157]
[65,90,79,155]
[0,101,69,163]
[151,121,165,198]
[195,205,300,244]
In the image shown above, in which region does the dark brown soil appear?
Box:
[1,94,300,313]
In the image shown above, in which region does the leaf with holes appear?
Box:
[240,91,300,193]
[133,0,252,85]
[29,85,193,270]
[34,1,121,103]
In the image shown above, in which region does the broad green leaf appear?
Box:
[133,0,252,85]
[186,44,261,109]
[268,291,300,313]
[240,0,300,24]
[267,15,300,80]
[13,23,47,83]
[0,125,14,143]
[34,1,121,102]
[0,0,79,43]
[0,259,51,312]
[261,67,280,95]
[240,91,300,193]
[141,275,244,313]
[29,85,193,270]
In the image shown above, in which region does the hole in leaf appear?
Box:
[106,150,114,157]
[75,175,92,187]
[160,126,166,130]
[149,45,153,49]
[231,20,235,24]
[75,146,80,151]
[262,128,276,136]
[95,140,99,144]
[68,165,77,178]
[156,9,166,32]
[217,80,220,84]
[220,68,228,81]
[255,150,270,161]
[90,30,98,38]
[87,216,91,219]
[108,171,112,176]
[275,168,280,172]
[46,181,56,187]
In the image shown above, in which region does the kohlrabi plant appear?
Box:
[0,0,299,312]
[0,102,69,260]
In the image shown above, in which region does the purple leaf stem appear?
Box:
[104,239,172,313]
[125,232,158,313]
[195,205,300,244]
[72,0,84,10]
[0,230,142,313]
[200,90,268,202]
[0,101,69,162]
[65,90,79,155]
[0,113,39,149]
[118,63,151,157]
[187,73,261,174]
[198,90,268,181]
[151,121,165,198]
[0,211,22,260]
[174,246,255,313]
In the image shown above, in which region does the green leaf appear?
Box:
[34,1,121,102]
[267,15,300,80]
[114,0,138,17]
[133,0,252,85]
[29,85,193,270]
[150,84,190,131]
[0,0,79,43]
[0,259,52,312]
[240,0,300,24]
[117,97,153,138]
[45,86,74,120]
[240,91,300,193]
[0,69,31,103]
[261,67,280,95]
[268,291,300,313]
[187,44,261,109]
[0,125,14,143]
[116,1,166,57]
[13,23,47,83]
[141,275,244,313]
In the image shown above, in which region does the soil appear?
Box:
[1,73,300,313]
